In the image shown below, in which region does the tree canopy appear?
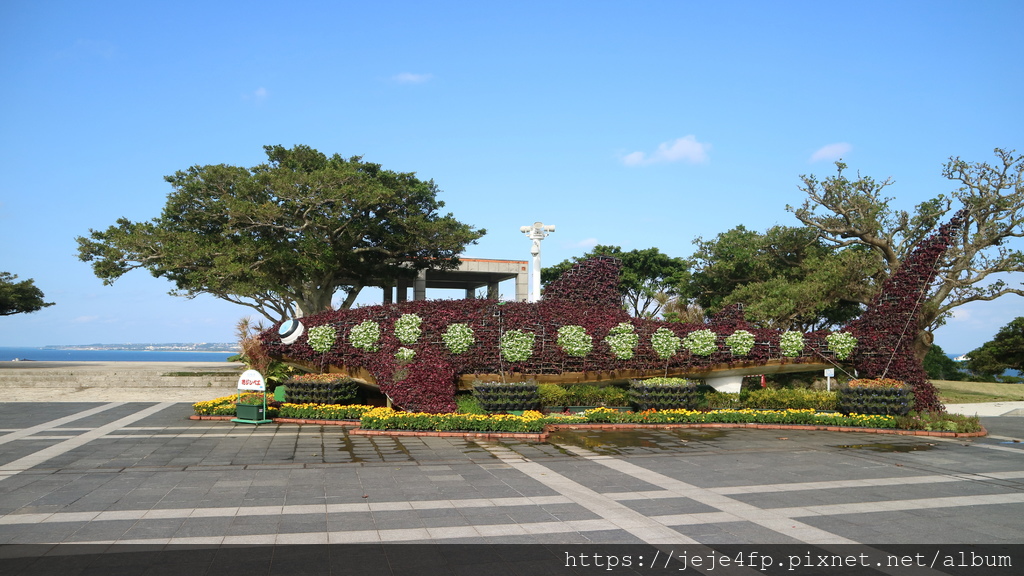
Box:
[77,145,485,323]
[922,344,967,381]
[541,245,689,317]
[0,272,54,316]
[788,148,1024,357]
[965,316,1024,377]
[686,225,876,331]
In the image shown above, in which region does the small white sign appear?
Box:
[237,369,266,391]
[824,368,835,378]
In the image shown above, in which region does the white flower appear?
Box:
[557,325,593,357]
[394,314,422,345]
[442,323,475,354]
[605,322,639,360]
[683,329,717,356]
[725,330,755,356]
[349,320,381,351]
[395,347,416,362]
[826,332,857,360]
[651,328,681,360]
[780,331,805,357]
[500,329,536,362]
[306,325,337,353]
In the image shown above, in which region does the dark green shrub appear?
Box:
[599,386,630,407]
[455,393,486,415]
[565,384,605,406]
[629,378,703,410]
[538,383,569,409]
[894,412,982,433]
[284,375,360,405]
[704,391,742,410]
[837,385,913,416]
[472,381,540,412]
[741,388,838,410]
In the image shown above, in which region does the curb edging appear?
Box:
[188,415,987,442]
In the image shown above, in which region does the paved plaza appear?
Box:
[0,401,1021,574]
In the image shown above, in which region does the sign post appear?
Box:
[232,369,272,424]
[824,368,835,392]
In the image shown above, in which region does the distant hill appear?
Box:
[43,343,237,352]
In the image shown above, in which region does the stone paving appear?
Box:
[0,401,1021,551]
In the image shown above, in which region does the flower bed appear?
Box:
[192,394,370,420]
[193,397,982,435]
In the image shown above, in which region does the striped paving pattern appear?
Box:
[0,402,1022,547]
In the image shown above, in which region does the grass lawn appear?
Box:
[933,380,1024,403]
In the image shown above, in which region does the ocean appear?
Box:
[0,347,237,363]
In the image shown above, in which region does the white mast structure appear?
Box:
[520,222,555,303]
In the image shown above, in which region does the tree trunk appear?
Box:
[913,330,934,363]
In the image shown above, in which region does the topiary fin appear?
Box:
[542,256,623,309]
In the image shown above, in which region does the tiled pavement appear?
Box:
[0,402,1022,548]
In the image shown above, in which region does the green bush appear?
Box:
[837,386,913,416]
[599,386,630,407]
[455,393,486,414]
[895,412,982,433]
[704,391,741,410]
[630,379,703,410]
[741,388,838,410]
[538,384,569,409]
[471,381,540,412]
[564,384,605,406]
[284,374,360,405]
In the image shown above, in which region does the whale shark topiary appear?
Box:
[261,212,966,414]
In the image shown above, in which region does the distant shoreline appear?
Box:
[0,347,237,363]
[40,343,236,353]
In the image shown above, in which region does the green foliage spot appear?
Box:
[442,323,475,354]
[394,314,422,345]
[605,322,639,360]
[725,330,755,356]
[557,325,593,357]
[349,320,381,351]
[306,325,337,353]
[826,332,857,360]
[780,331,805,357]
[651,328,681,360]
[683,329,717,356]
[500,329,536,362]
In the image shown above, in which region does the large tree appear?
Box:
[541,245,689,318]
[0,272,54,316]
[965,316,1024,377]
[686,225,877,331]
[77,145,485,323]
[789,148,1024,358]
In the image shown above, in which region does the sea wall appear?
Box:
[0,361,243,390]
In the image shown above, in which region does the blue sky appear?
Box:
[1,0,1021,354]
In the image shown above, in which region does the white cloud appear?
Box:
[73,315,100,324]
[243,87,269,102]
[622,135,710,166]
[809,142,852,163]
[392,72,433,84]
[575,238,599,249]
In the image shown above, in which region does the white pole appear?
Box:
[520,222,555,303]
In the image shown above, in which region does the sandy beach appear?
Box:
[0,361,243,402]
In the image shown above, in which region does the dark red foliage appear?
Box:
[261,216,962,414]
[848,210,967,413]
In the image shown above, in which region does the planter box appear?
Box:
[236,404,266,421]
